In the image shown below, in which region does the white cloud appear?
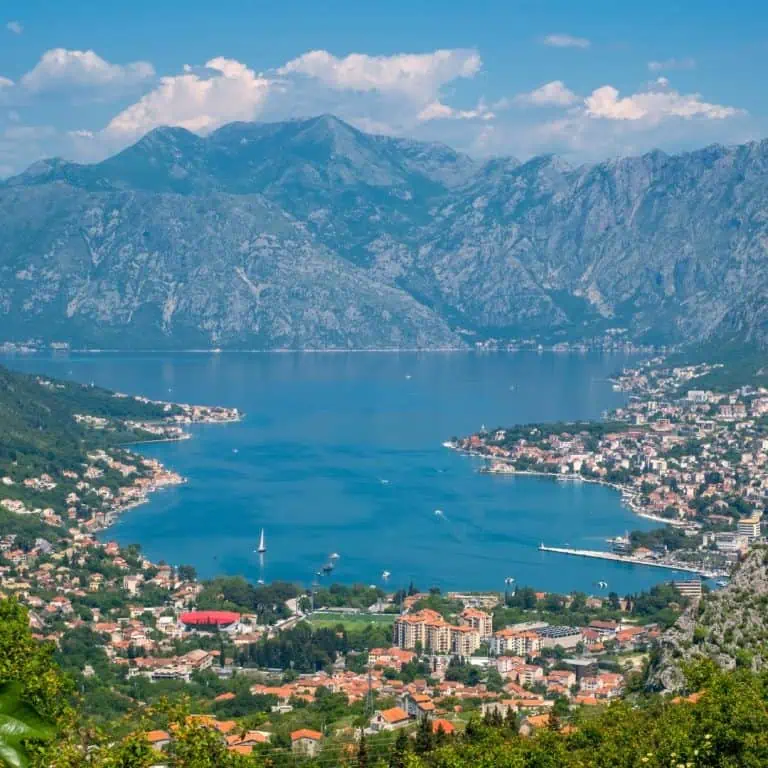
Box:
[104,57,272,139]
[0,76,13,89]
[278,49,481,101]
[6,21,23,35]
[515,80,579,107]
[648,57,696,72]
[21,49,154,93]
[417,99,494,122]
[68,129,95,139]
[584,83,742,122]
[542,34,590,49]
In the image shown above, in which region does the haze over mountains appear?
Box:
[2,114,767,350]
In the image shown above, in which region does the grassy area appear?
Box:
[307,612,396,630]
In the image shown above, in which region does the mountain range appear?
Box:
[2,114,768,350]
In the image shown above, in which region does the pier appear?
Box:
[538,544,717,578]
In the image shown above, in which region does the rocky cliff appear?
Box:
[649,547,768,692]
[3,115,768,349]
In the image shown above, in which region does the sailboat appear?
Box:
[256,529,267,554]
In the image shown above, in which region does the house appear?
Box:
[291,729,323,757]
[368,647,415,670]
[400,692,435,718]
[517,664,544,686]
[370,707,411,732]
[519,713,553,736]
[145,730,171,751]
[182,649,214,671]
[547,670,576,690]
[123,574,144,596]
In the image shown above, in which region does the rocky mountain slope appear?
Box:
[649,547,768,692]
[2,115,768,349]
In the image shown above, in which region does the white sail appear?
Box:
[257,529,266,553]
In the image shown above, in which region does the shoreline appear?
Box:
[445,442,687,529]
[96,415,243,534]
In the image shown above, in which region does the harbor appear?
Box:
[538,543,721,579]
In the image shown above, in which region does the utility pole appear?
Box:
[365,652,374,716]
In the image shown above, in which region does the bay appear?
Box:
[2,351,670,595]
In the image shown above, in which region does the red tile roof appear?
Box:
[291,729,323,742]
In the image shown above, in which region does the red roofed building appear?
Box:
[291,729,323,757]
[180,611,240,631]
[432,719,455,735]
[370,707,410,732]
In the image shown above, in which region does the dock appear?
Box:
[538,544,717,578]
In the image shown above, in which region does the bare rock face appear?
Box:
[649,547,768,692]
[2,116,768,349]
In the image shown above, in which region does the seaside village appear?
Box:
[453,362,768,575]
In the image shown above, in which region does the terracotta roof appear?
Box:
[146,730,170,744]
[378,707,410,724]
[215,692,236,702]
[524,714,552,729]
[291,729,323,742]
[432,718,455,735]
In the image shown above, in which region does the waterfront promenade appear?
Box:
[538,544,721,579]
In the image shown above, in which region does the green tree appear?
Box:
[414,715,433,755]
[389,730,409,768]
[177,565,197,582]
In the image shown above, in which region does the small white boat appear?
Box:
[256,529,267,554]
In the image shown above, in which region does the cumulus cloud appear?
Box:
[104,57,271,139]
[648,57,696,72]
[584,82,741,122]
[515,80,579,107]
[0,76,13,89]
[6,21,23,35]
[21,49,154,93]
[278,49,481,101]
[542,34,590,49]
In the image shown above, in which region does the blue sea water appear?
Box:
[3,351,673,595]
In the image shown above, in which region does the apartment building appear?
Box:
[459,607,493,639]
[490,629,542,657]
[393,609,481,657]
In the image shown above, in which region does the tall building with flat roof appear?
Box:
[737,514,762,542]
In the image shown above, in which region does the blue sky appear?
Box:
[0,0,766,175]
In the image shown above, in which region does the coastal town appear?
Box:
[450,360,768,579]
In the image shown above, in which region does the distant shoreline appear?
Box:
[0,346,652,356]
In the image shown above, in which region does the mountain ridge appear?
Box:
[2,116,768,350]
